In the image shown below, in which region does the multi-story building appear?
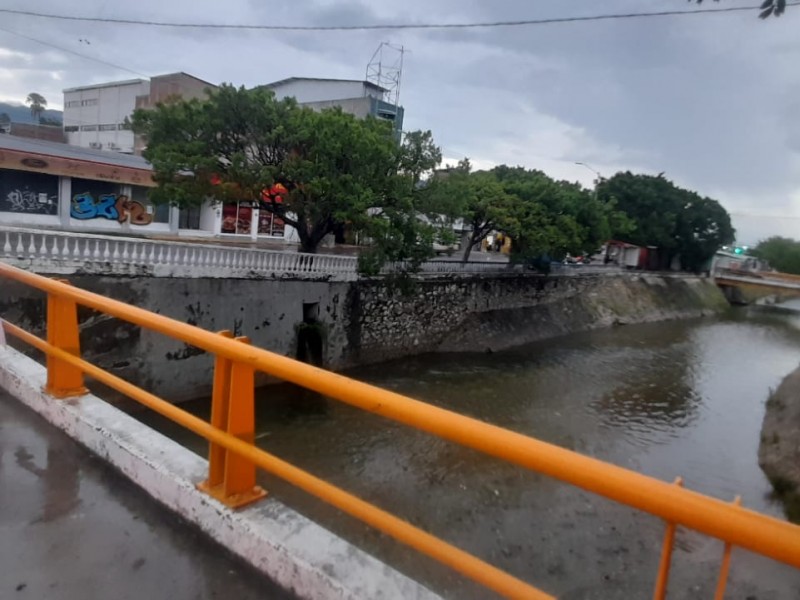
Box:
[63,73,216,155]
[261,77,404,133]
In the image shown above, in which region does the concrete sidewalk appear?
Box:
[0,390,293,600]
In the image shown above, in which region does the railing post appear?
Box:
[197,334,267,509]
[44,282,88,398]
[204,330,234,488]
[653,477,683,600]
[713,496,742,600]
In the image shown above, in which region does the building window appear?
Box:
[0,170,59,215]
[118,121,132,130]
[64,125,79,132]
[179,205,201,230]
[131,185,169,223]
[258,210,285,237]
[65,100,81,108]
[98,124,117,131]
[81,98,98,107]
[220,201,284,237]
[80,125,98,132]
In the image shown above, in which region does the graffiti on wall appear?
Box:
[71,193,154,225]
[2,189,58,215]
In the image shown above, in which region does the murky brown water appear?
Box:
[137,302,800,599]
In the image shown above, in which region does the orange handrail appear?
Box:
[2,261,800,597]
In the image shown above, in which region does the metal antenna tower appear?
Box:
[365,42,404,107]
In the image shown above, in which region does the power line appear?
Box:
[0,4,796,32]
[0,25,147,77]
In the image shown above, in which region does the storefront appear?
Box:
[0,135,298,242]
[0,134,176,234]
[220,201,285,238]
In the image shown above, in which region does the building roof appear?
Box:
[150,72,218,89]
[63,72,216,94]
[0,134,151,171]
[63,78,148,93]
[262,77,387,93]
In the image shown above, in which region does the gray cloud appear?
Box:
[1,0,798,243]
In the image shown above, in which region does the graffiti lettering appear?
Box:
[3,189,57,215]
[115,195,153,225]
[70,192,154,225]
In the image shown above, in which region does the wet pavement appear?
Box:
[0,390,293,600]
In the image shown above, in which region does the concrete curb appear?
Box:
[0,346,440,600]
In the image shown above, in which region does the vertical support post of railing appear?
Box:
[652,477,683,600]
[713,495,742,600]
[198,334,267,509]
[44,282,88,398]
[205,330,234,488]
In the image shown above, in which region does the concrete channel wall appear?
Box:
[0,268,727,401]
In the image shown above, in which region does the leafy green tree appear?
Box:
[133,85,439,256]
[753,237,800,274]
[25,93,47,123]
[422,160,520,262]
[597,171,734,271]
[675,195,735,272]
[492,166,630,260]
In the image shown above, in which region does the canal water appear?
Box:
[137,301,800,599]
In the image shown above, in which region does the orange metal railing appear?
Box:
[2,260,800,600]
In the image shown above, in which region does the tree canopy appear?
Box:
[597,172,735,271]
[133,85,441,256]
[752,237,800,274]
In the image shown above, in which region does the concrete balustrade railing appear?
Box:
[0,226,514,279]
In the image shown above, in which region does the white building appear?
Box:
[261,78,404,132]
[63,73,216,155]
[63,79,148,154]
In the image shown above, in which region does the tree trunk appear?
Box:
[462,240,474,263]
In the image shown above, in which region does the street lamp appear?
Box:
[574,161,601,180]
[575,162,602,202]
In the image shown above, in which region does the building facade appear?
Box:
[262,77,404,133]
[0,135,300,243]
[63,73,216,155]
[0,135,173,233]
[63,79,148,154]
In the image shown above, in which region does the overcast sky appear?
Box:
[1,0,798,244]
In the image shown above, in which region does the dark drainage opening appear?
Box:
[296,302,324,367]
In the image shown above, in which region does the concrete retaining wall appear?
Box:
[0,345,439,600]
[0,270,728,401]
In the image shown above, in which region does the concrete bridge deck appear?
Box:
[0,390,292,600]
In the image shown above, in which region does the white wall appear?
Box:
[64,80,149,153]
[270,80,381,104]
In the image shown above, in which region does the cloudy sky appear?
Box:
[1,0,798,244]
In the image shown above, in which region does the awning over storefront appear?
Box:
[0,135,155,187]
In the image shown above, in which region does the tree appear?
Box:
[26,93,47,123]
[133,85,440,255]
[694,0,787,19]
[492,166,631,260]
[753,237,800,274]
[422,160,519,262]
[597,171,735,271]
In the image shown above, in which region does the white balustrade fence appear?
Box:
[0,226,517,280]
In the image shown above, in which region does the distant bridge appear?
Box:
[714,268,800,304]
